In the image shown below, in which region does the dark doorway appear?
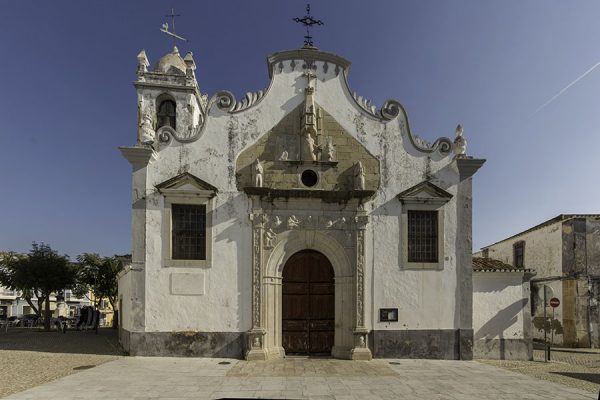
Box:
[282,250,334,355]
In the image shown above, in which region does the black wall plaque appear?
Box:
[379,308,398,322]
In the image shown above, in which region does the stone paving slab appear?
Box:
[3,357,597,400]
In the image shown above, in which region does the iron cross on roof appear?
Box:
[293,4,324,48]
[160,8,188,44]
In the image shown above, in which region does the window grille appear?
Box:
[157,100,176,130]
[407,210,438,263]
[172,204,206,260]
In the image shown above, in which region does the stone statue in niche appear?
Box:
[354,161,366,190]
[453,124,467,157]
[323,137,335,161]
[264,228,276,249]
[138,113,156,145]
[253,336,260,348]
[305,215,315,229]
[301,132,317,161]
[253,159,264,187]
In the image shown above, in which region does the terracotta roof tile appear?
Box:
[472,257,534,273]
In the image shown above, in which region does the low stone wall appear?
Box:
[474,338,532,360]
[372,329,473,360]
[120,329,245,358]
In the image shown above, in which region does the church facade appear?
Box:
[118,44,485,360]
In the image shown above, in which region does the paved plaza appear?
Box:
[4,357,597,400]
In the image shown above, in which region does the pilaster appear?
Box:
[246,206,268,360]
[120,145,156,332]
[351,214,372,360]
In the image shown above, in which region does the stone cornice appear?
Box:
[133,80,199,95]
[452,157,486,181]
[267,48,351,79]
[119,146,156,168]
[244,187,375,202]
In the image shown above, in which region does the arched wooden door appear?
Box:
[282,250,335,355]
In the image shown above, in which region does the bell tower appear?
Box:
[133,46,207,146]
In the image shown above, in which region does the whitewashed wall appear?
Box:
[473,272,532,360]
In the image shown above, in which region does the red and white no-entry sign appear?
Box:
[549,297,560,308]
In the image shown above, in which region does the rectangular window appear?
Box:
[407,210,438,263]
[514,241,525,268]
[482,248,489,258]
[172,204,206,260]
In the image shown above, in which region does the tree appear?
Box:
[74,253,124,327]
[0,251,38,313]
[0,243,77,331]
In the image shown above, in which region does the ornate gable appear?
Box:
[235,103,379,200]
[156,172,218,196]
[397,181,452,206]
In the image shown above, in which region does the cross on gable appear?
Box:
[293,4,324,48]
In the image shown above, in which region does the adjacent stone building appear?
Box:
[118,44,485,359]
[477,214,600,347]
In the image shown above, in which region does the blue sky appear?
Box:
[1,1,599,257]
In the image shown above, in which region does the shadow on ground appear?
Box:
[550,372,600,385]
[0,328,124,355]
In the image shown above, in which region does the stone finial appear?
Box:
[184,51,195,69]
[184,51,197,86]
[136,50,149,79]
[453,124,467,157]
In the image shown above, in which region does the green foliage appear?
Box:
[0,251,26,289]
[75,253,124,310]
[25,243,76,294]
[0,243,77,330]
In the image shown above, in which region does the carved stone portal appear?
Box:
[246,206,372,361]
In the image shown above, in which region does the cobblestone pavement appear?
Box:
[4,357,597,400]
[478,349,600,395]
[535,349,600,368]
[0,328,123,398]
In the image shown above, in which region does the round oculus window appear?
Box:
[301,169,318,187]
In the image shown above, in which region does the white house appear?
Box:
[118,44,485,360]
[472,257,535,360]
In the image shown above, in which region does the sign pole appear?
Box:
[551,307,555,346]
[548,296,560,362]
[543,287,548,362]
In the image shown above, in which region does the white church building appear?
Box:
[118,43,485,360]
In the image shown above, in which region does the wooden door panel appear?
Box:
[282,250,335,355]
[309,331,334,354]
[283,295,309,319]
[283,332,309,354]
[309,283,334,294]
[282,319,308,331]
[310,298,334,320]
[309,319,334,331]
[282,282,308,294]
